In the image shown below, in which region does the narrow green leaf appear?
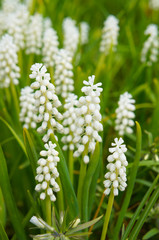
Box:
[82,142,100,222]
[67,231,92,237]
[129,187,159,240]
[121,175,159,240]
[23,128,38,176]
[143,228,159,240]
[0,221,9,240]
[0,145,27,239]
[0,187,6,226]
[113,121,142,240]
[66,215,102,235]
[50,134,79,220]
[0,117,26,155]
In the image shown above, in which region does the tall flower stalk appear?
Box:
[101,137,128,240]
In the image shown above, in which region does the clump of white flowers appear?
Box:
[62,17,79,57]
[19,86,37,129]
[149,0,159,10]
[141,24,159,66]
[61,94,78,151]
[54,49,74,99]
[0,34,20,88]
[0,11,6,36]
[73,75,103,164]
[35,141,60,201]
[104,138,128,196]
[80,22,89,45]
[115,92,135,136]
[26,14,43,55]
[30,63,63,142]
[2,0,20,14]
[42,28,59,67]
[100,15,120,55]
[6,5,29,50]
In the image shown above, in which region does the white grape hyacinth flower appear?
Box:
[35,141,60,202]
[149,0,159,10]
[42,27,59,67]
[115,92,135,136]
[19,86,38,129]
[61,93,78,151]
[2,0,20,14]
[73,75,103,164]
[25,14,43,55]
[0,34,20,88]
[54,49,74,100]
[62,17,79,57]
[6,5,29,50]
[141,24,159,66]
[100,15,119,55]
[80,22,90,45]
[104,137,128,196]
[30,63,63,142]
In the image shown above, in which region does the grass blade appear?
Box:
[121,175,159,240]
[0,145,27,239]
[0,221,9,240]
[82,142,100,222]
[143,228,159,240]
[50,133,79,220]
[66,215,103,235]
[113,121,142,240]
[129,186,159,240]
[0,117,26,155]
[23,128,38,176]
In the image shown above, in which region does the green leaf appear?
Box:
[67,231,92,237]
[0,145,27,239]
[50,134,79,220]
[143,228,159,240]
[23,128,38,176]
[121,175,159,240]
[0,187,6,226]
[113,121,142,240]
[0,117,26,155]
[82,142,100,222]
[0,221,9,240]
[129,186,159,240]
[66,215,103,235]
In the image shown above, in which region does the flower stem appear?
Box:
[49,66,54,85]
[56,177,64,212]
[77,160,86,216]
[95,53,106,81]
[46,195,52,226]
[69,150,74,184]
[101,189,114,240]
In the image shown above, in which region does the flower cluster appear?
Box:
[141,24,159,66]
[30,63,63,142]
[104,138,128,196]
[80,22,89,45]
[61,94,78,151]
[6,4,29,50]
[62,17,79,57]
[0,34,20,88]
[2,0,20,14]
[54,49,74,99]
[100,15,120,55]
[115,92,135,136]
[42,28,59,67]
[35,141,60,202]
[19,86,37,129]
[25,14,43,55]
[73,75,103,163]
[149,0,159,10]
